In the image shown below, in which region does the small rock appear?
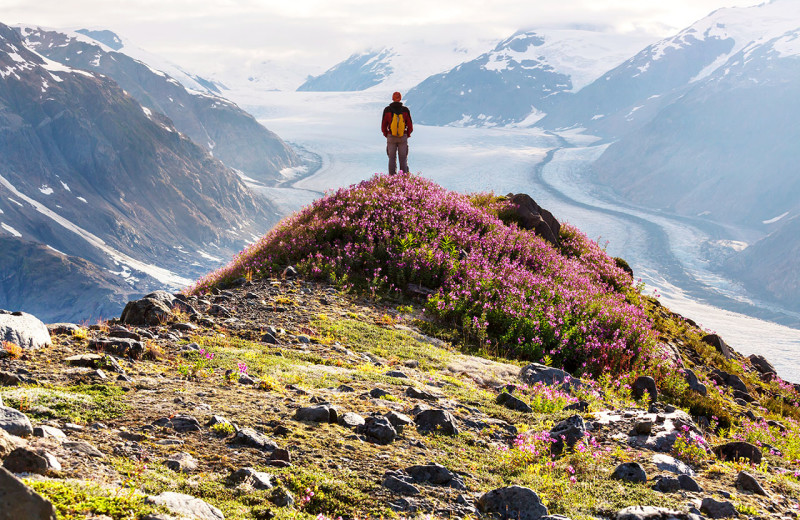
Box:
[678,474,703,492]
[3,447,61,474]
[653,476,681,492]
[631,376,657,403]
[385,411,414,431]
[165,452,198,473]
[478,485,549,520]
[736,471,768,496]
[405,386,439,401]
[146,492,224,520]
[363,416,397,445]
[702,334,733,359]
[748,354,777,376]
[153,415,202,433]
[0,406,33,437]
[610,462,647,483]
[230,467,274,489]
[634,420,653,435]
[334,384,355,393]
[63,354,103,367]
[33,426,67,442]
[120,293,174,326]
[497,392,533,413]
[338,412,366,429]
[386,370,409,379]
[652,454,695,477]
[270,487,294,507]
[519,363,570,387]
[713,441,762,464]
[616,506,691,520]
[0,466,57,520]
[415,409,459,436]
[294,405,337,423]
[700,497,739,519]
[63,441,104,458]
[261,332,278,345]
[405,463,466,490]
[270,448,291,464]
[382,473,420,495]
[369,388,390,399]
[232,428,278,451]
[563,401,589,412]
[549,415,586,455]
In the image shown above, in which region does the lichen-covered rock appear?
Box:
[610,462,647,483]
[415,409,459,435]
[0,310,51,349]
[519,363,570,387]
[478,485,549,520]
[0,406,33,437]
[146,492,224,520]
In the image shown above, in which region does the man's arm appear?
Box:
[405,109,413,136]
[381,109,390,137]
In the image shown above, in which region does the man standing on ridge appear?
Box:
[381,91,413,175]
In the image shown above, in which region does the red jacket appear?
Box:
[382,101,413,137]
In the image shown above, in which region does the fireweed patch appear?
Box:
[191,174,657,377]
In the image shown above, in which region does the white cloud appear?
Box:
[2,0,761,77]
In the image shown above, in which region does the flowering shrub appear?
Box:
[512,382,579,413]
[735,417,800,461]
[190,173,656,376]
[672,425,712,465]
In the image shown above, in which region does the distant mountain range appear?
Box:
[20,26,301,184]
[0,22,291,322]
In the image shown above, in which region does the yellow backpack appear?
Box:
[390,112,406,137]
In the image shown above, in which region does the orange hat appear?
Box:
[392,91,402,101]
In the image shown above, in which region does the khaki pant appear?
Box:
[386,135,409,175]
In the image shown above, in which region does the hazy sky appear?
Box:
[2,0,762,72]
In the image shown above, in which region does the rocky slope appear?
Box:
[0,272,798,520]
[19,26,302,184]
[0,179,798,520]
[0,22,277,322]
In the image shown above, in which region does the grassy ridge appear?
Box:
[192,173,655,377]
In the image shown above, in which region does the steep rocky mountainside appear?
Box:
[724,216,800,313]
[19,26,301,184]
[297,49,394,92]
[0,236,133,323]
[0,22,276,322]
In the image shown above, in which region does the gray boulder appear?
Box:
[0,467,57,520]
[700,498,739,519]
[0,406,33,437]
[678,474,703,492]
[713,441,762,464]
[735,471,768,496]
[230,467,274,490]
[165,452,198,473]
[478,485,549,520]
[3,447,61,474]
[497,392,533,413]
[406,463,466,490]
[338,412,366,429]
[146,492,224,520]
[120,291,176,326]
[415,409,459,435]
[363,416,397,445]
[0,310,51,349]
[616,506,694,520]
[232,428,278,451]
[631,376,657,403]
[519,363,570,386]
[295,405,337,423]
[506,194,561,247]
[382,472,420,495]
[702,334,733,359]
[610,462,647,483]
[549,415,586,455]
[652,476,681,493]
[748,354,776,376]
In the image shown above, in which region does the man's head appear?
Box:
[392,91,402,102]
